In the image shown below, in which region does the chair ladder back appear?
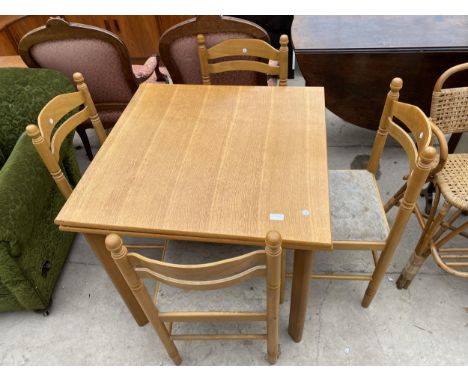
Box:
[105,234,182,365]
[135,265,267,291]
[367,78,402,174]
[26,72,107,200]
[106,231,282,365]
[386,101,433,171]
[197,33,289,86]
[37,91,85,145]
[392,101,432,150]
[128,250,266,282]
[207,38,281,61]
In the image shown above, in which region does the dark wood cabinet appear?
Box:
[0,15,194,62]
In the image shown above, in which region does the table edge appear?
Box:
[58,224,333,251]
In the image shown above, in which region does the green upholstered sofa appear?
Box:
[0,68,81,312]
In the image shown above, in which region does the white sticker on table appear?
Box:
[269,213,285,221]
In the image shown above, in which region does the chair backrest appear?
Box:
[105,230,282,365]
[159,16,271,85]
[368,78,435,176]
[19,17,138,105]
[367,78,437,252]
[26,72,106,199]
[430,62,468,135]
[197,33,289,86]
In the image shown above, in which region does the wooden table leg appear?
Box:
[84,233,149,326]
[288,249,314,342]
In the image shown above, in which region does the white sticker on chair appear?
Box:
[269,213,284,221]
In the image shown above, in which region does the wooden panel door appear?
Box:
[0,30,17,55]
[156,16,193,34]
[6,15,51,47]
[65,15,160,60]
[109,16,160,59]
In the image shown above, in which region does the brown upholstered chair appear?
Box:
[159,15,274,86]
[19,17,166,160]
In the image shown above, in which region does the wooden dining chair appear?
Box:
[396,63,468,286]
[105,231,282,365]
[281,78,437,308]
[26,72,107,199]
[158,15,271,85]
[197,33,289,86]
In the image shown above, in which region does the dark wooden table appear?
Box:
[292,16,468,130]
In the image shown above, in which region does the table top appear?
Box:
[292,16,468,53]
[56,84,331,250]
[0,55,27,68]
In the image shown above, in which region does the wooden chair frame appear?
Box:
[26,72,165,255]
[396,63,468,286]
[282,78,437,308]
[197,33,289,86]
[105,231,282,365]
[26,72,107,199]
[159,15,271,85]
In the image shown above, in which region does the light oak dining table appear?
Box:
[55,83,332,342]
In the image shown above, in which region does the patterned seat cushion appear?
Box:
[329,170,389,243]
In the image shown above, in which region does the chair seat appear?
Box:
[436,153,468,211]
[329,170,389,243]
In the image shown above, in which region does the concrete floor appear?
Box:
[1,70,467,366]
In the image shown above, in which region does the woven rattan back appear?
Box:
[105,231,282,365]
[26,72,106,199]
[430,62,468,134]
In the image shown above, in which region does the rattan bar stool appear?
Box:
[396,63,468,286]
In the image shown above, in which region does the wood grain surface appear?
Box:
[56,84,331,250]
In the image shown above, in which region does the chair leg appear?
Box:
[76,126,94,160]
[396,249,431,289]
[397,201,450,289]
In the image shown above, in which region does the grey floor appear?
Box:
[1,70,467,366]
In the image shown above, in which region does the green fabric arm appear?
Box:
[0,133,55,257]
[0,242,45,309]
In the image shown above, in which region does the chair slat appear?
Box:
[207,38,280,61]
[392,101,432,150]
[51,107,90,161]
[136,265,266,291]
[38,91,85,144]
[159,311,267,322]
[208,60,279,75]
[128,250,266,281]
[388,118,418,170]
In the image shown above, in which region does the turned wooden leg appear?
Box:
[288,249,314,343]
[84,233,148,326]
[397,201,450,289]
